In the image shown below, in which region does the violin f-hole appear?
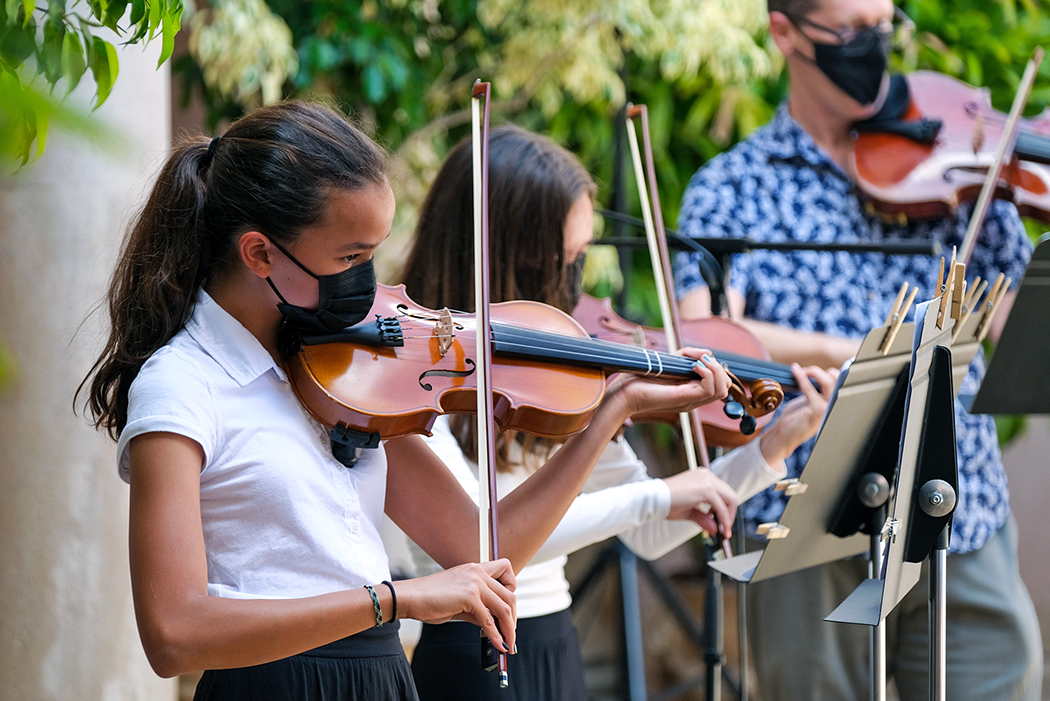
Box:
[419,358,476,391]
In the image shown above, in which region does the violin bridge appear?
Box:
[435,308,455,357]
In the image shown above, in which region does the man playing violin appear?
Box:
[673,0,1043,699]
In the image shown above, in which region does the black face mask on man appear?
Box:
[264,237,377,332]
[791,17,889,106]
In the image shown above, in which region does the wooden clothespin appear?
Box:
[976,273,1012,342]
[757,522,791,539]
[774,478,809,496]
[950,262,966,322]
[879,282,918,355]
[951,276,988,343]
[936,247,957,330]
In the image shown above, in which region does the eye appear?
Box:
[342,253,361,265]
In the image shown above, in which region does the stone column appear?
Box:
[0,37,176,700]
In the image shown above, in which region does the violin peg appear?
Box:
[722,400,746,420]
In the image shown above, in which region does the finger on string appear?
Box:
[791,363,820,402]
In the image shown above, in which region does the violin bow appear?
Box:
[959,47,1044,265]
[623,104,712,473]
[471,79,509,688]
[625,104,738,557]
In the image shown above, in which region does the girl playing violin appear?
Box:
[399,125,837,701]
[78,101,736,701]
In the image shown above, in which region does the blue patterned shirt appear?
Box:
[674,104,1032,554]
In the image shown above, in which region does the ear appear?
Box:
[768,11,799,57]
[239,231,274,279]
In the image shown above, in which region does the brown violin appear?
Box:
[853,71,1050,224]
[572,294,792,447]
[283,284,794,445]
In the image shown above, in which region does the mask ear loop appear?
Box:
[266,236,321,279]
[262,235,322,305]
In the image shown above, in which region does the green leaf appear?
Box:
[157,0,180,67]
[128,0,144,25]
[0,22,36,69]
[21,0,35,28]
[4,0,19,23]
[89,35,117,107]
[40,17,64,84]
[60,27,86,94]
[103,0,128,32]
[147,0,160,40]
[33,101,48,157]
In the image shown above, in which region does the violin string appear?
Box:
[389,317,799,387]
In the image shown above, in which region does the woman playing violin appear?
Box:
[399,125,836,701]
[78,101,737,701]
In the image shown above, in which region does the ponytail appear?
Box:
[79,101,388,439]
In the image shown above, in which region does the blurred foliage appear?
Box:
[189,0,296,108]
[1,0,183,165]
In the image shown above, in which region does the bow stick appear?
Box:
[959,48,1043,265]
[471,79,509,688]
[625,104,736,556]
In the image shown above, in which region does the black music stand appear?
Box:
[708,319,916,586]
[826,298,962,701]
[971,234,1050,415]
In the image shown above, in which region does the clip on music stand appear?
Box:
[972,234,1050,415]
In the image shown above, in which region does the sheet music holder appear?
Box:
[971,233,1050,415]
[710,321,914,584]
[712,272,988,587]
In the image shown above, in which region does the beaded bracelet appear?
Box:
[382,580,397,622]
[363,584,383,627]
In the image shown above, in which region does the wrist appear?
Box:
[758,423,792,465]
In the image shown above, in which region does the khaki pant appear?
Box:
[746,515,1043,701]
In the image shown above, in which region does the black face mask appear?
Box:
[265,238,377,332]
[794,18,888,106]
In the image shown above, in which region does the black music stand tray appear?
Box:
[972,233,1050,415]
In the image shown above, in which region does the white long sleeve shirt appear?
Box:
[408,417,785,618]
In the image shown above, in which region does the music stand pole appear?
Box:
[867,503,889,701]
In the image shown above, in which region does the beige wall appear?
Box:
[1002,416,1050,611]
[0,40,176,700]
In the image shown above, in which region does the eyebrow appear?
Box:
[338,229,391,252]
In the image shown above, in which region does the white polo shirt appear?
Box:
[117,290,391,599]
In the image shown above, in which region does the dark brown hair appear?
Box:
[401,125,596,316]
[400,125,596,471]
[769,0,820,15]
[80,101,388,439]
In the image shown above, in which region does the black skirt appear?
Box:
[411,610,586,701]
[194,622,418,701]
